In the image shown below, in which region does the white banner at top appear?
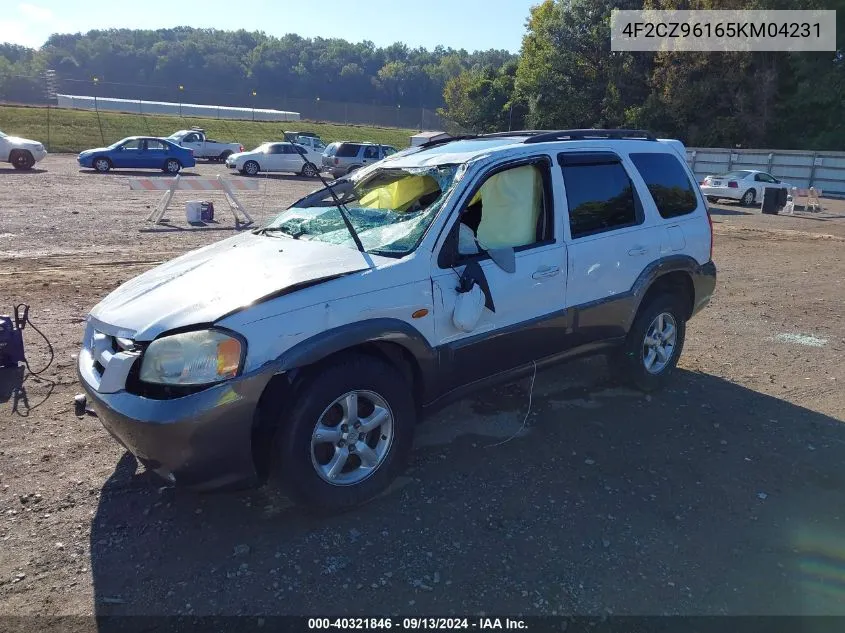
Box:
[611,10,836,52]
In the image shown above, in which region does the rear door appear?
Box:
[143,139,168,169]
[627,149,709,264]
[558,150,659,345]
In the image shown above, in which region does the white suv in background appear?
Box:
[76,129,716,512]
[0,129,47,170]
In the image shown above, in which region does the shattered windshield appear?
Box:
[262,165,460,256]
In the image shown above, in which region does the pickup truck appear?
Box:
[165,129,243,162]
[284,132,327,153]
[0,129,47,170]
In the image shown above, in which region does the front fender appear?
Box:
[274,318,438,401]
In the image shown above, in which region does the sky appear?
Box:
[1,0,538,53]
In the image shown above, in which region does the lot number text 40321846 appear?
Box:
[307,618,529,630]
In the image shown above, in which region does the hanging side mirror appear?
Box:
[486,247,516,274]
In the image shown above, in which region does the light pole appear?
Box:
[315,96,320,122]
[396,103,401,128]
[92,76,104,145]
[252,90,257,121]
[178,84,184,117]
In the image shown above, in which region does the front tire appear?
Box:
[243,160,260,176]
[613,294,687,392]
[93,157,111,173]
[10,150,35,170]
[164,159,182,174]
[270,354,415,513]
[706,196,718,203]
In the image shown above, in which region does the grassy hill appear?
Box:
[0,104,416,153]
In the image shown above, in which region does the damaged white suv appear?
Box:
[76,129,716,512]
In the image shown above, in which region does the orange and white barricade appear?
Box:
[786,186,823,214]
[128,175,258,225]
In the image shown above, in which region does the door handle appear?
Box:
[628,246,649,256]
[532,265,561,279]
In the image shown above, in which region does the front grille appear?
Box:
[80,320,140,394]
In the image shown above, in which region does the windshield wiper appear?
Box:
[282,131,365,253]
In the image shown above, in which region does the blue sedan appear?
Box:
[78,136,196,173]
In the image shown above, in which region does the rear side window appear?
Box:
[560,152,640,239]
[336,144,362,158]
[629,152,698,219]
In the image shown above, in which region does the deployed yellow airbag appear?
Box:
[475,165,542,249]
[359,175,440,212]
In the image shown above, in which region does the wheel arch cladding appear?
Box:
[632,256,699,321]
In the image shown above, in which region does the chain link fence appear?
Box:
[0,72,466,133]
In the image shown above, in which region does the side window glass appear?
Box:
[560,154,640,238]
[122,139,142,150]
[628,152,698,219]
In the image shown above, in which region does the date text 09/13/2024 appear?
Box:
[307,618,529,630]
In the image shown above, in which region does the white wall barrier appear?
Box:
[56,94,300,122]
[686,147,845,198]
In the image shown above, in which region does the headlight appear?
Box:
[139,330,243,386]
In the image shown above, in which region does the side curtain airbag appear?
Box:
[475,165,541,249]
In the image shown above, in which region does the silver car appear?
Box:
[322,142,397,178]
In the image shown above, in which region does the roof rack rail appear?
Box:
[523,129,656,144]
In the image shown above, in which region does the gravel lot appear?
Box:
[1,155,845,617]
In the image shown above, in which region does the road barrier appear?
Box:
[128,175,257,226]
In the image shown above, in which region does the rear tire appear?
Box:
[219,151,232,162]
[10,150,35,170]
[301,163,318,178]
[740,189,756,206]
[243,160,260,176]
[269,354,415,513]
[612,294,687,392]
[706,196,718,203]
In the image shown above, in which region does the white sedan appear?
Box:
[700,170,792,206]
[1,129,47,170]
[226,142,322,177]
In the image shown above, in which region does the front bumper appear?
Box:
[78,365,277,490]
[31,148,47,163]
[700,185,741,200]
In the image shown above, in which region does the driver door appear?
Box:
[181,133,203,156]
[430,158,568,388]
[113,139,143,168]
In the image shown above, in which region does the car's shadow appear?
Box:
[707,205,756,216]
[0,166,47,174]
[90,363,845,621]
[78,169,200,177]
[241,173,323,183]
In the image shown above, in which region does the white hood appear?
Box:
[6,136,42,147]
[90,232,374,340]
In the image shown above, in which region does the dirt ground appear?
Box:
[1,155,845,619]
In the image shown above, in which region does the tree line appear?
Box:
[0,29,513,111]
[2,0,843,149]
[442,0,845,150]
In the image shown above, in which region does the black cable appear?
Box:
[15,304,54,376]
